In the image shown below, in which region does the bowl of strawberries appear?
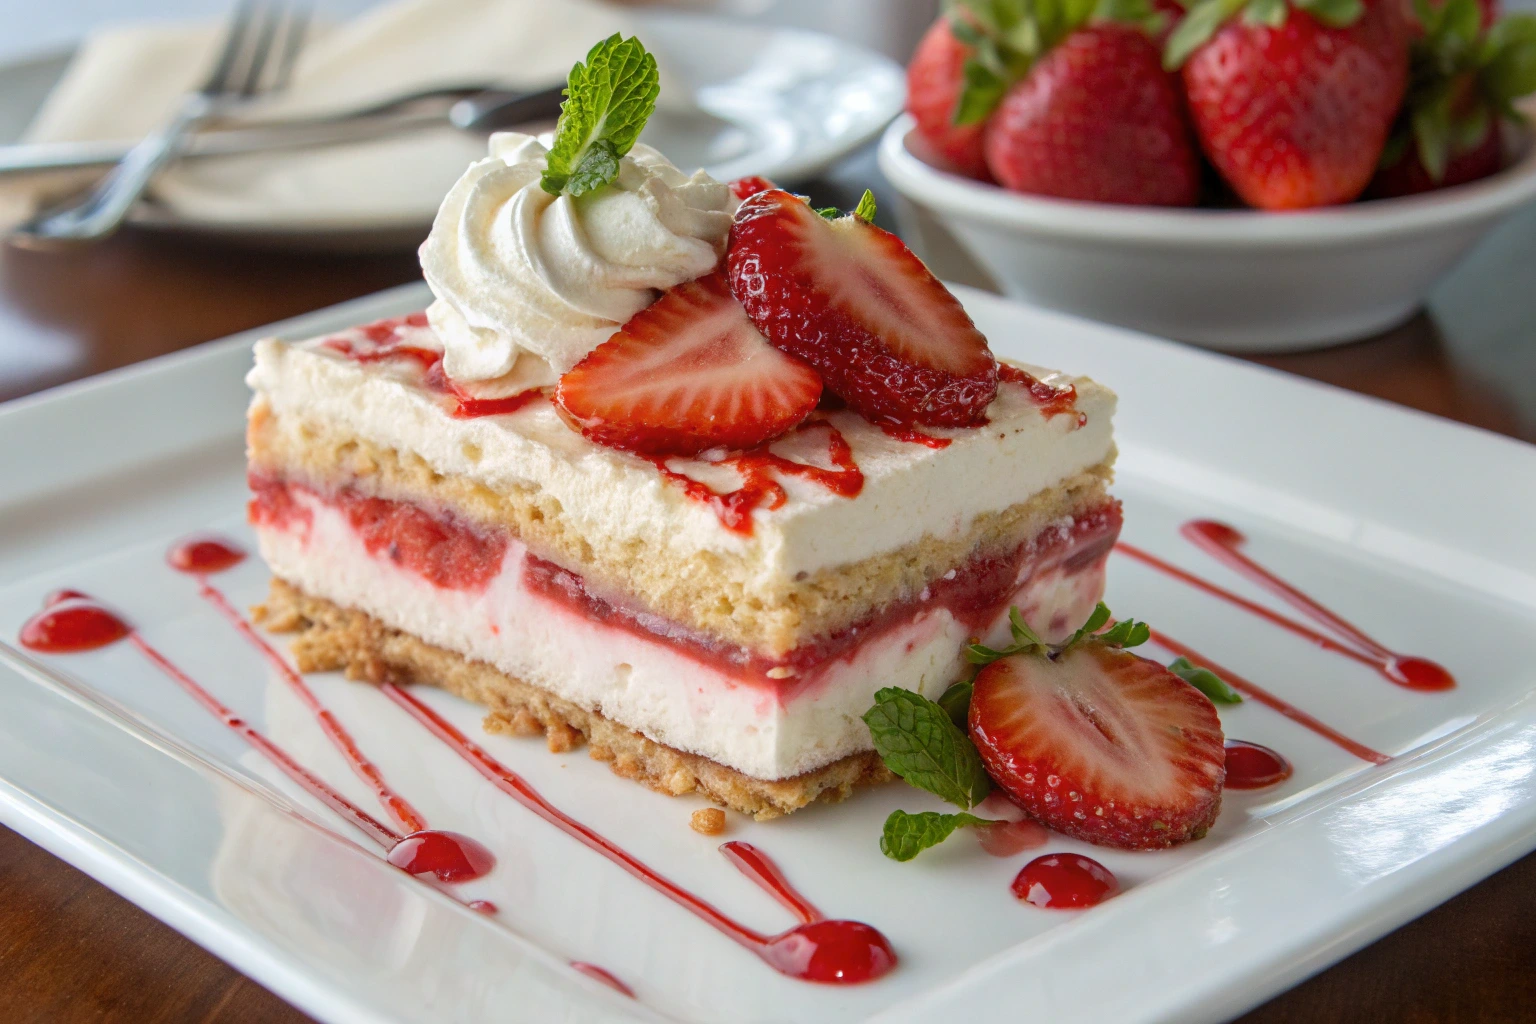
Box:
[879,0,1536,351]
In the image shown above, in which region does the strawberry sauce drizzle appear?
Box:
[162,536,495,882]
[382,683,896,984]
[322,312,544,420]
[570,962,636,998]
[1224,739,1294,790]
[1012,854,1119,909]
[1178,520,1455,691]
[875,420,952,449]
[644,418,863,536]
[997,363,1078,419]
[1150,628,1390,765]
[20,593,403,850]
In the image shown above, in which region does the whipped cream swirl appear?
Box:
[419,132,738,386]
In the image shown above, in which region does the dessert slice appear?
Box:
[246,35,1122,819]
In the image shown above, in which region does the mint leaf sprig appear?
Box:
[1168,656,1243,704]
[965,601,1150,667]
[862,687,991,808]
[861,687,1002,861]
[882,810,996,861]
[815,189,879,222]
[540,34,660,198]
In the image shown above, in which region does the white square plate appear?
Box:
[2,283,1534,1024]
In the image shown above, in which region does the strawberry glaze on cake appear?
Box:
[245,314,1119,784]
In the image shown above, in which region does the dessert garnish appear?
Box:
[727,186,1000,427]
[555,272,823,454]
[864,602,1231,860]
[538,34,659,198]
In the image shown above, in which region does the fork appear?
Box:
[10,0,310,247]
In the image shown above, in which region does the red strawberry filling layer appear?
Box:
[249,471,1121,693]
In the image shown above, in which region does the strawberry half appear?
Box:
[969,643,1226,850]
[729,175,777,200]
[727,189,998,427]
[555,273,822,456]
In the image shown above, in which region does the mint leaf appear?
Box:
[862,688,991,808]
[1168,656,1243,704]
[853,189,878,222]
[880,810,997,861]
[1095,617,1152,650]
[541,34,660,198]
[937,679,974,728]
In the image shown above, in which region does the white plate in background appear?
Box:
[0,13,903,249]
[1,284,1534,1022]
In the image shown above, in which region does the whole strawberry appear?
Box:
[906,16,995,178]
[1167,0,1411,209]
[984,23,1201,205]
[1369,0,1536,198]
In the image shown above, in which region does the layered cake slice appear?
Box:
[247,37,1121,819]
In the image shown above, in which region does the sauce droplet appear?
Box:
[468,900,498,915]
[167,535,247,574]
[757,919,898,985]
[1224,739,1294,790]
[19,599,131,653]
[977,818,1050,858]
[386,830,497,883]
[1011,853,1119,909]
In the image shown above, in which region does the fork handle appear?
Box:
[11,95,216,246]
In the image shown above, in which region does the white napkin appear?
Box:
[10,0,664,231]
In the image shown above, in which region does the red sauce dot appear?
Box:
[1385,656,1456,692]
[1224,739,1294,790]
[468,899,498,915]
[1185,519,1247,548]
[1011,853,1119,909]
[167,535,247,575]
[386,830,496,883]
[19,601,131,654]
[977,818,1050,857]
[759,919,897,985]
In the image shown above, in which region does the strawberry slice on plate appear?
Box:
[726,189,998,427]
[969,642,1226,850]
[555,272,822,456]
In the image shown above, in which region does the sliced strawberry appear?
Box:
[969,643,1226,850]
[555,272,822,456]
[729,175,777,200]
[727,189,998,427]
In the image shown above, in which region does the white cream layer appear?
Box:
[257,492,1107,779]
[248,329,1116,587]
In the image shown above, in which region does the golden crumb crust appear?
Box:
[259,579,893,820]
[248,401,1115,657]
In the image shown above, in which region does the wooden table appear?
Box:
[1,226,1533,1023]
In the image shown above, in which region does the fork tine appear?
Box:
[269,6,312,93]
[237,3,284,97]
[199,0,258,95]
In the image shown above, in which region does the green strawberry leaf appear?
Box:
[1482,15,1536,106]
[1165,0,1239,69]
[880,810,998,861]
[541,34,659,198]
[1412,93,1455,180]
[1244,0,1289,27]
[853,188,878,222]
[954,57,1012,125]
[862,688,992,808]
[1294,0,1365,27]
[1168,656,1244,703]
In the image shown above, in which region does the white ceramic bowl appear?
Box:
[878,112,1536,352]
